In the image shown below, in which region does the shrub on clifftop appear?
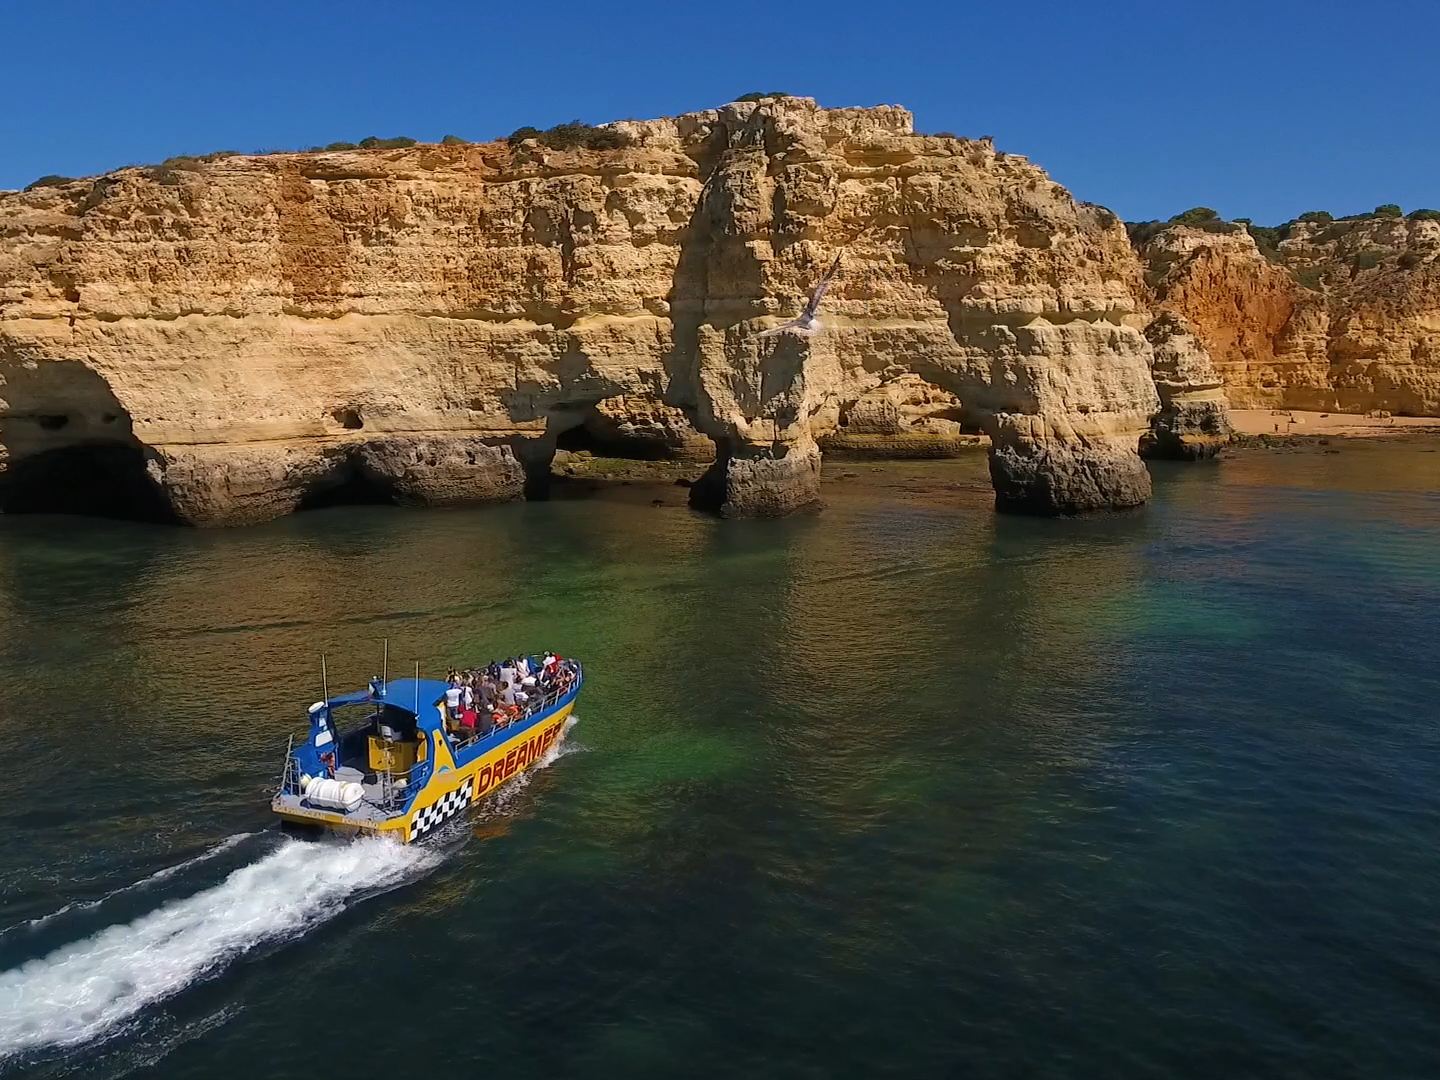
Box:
[358,136,417,150]
[1171,207,1220,226]
[506,121,630,151]
[735,91,789,102]
[24,174,75,191]
[1167,207,1240,234]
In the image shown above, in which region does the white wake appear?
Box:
[11,832,255,935]
[0,837,439,1061]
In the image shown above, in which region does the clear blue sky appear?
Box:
[4,0,1436,223]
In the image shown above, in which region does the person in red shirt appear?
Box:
[456,706,479,738]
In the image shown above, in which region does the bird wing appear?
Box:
[749,317,804,340]
[802,253,844,320]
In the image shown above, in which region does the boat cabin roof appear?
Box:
[326,677,449,719]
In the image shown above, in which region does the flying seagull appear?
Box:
[750,253,843,339]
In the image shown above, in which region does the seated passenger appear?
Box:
[500,680,517,707]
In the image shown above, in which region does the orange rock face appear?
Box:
[1136,219,1440,414]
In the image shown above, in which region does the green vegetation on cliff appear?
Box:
[506,121,630,150]
[1127,203,1440,266]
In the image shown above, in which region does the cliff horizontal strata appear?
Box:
[2,97,1163,524]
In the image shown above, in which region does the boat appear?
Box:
[271,655,582,842]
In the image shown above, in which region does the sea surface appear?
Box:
[1,443,1439,1079]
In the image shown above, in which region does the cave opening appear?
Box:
[296,461,398,512]
[555,419,672,461]
[1,442,178,523]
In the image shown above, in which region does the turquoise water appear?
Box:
[1,444,1439,1078]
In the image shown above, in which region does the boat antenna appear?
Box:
[414,661,419,717]
[383,637,389,688]
[321,652,330,704]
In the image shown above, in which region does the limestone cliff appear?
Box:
[1135,216,1440,415]
[1,97,1160,525]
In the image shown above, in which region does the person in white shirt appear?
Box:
[500,681,516,707]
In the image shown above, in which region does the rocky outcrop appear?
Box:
[1135,217,1440,415]
[816,372,984,457]
[1,97,1161,524]
[1139,312,1232,459]
[580,394,716,461]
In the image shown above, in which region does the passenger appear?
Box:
[444,682,463,721]
[500,680,517,707]
[456,706,479,738]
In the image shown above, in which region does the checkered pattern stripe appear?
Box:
[408,778,474,842]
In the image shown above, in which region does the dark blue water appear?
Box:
[1,444,1438,1079]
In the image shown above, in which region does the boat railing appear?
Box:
[278,733,300,796]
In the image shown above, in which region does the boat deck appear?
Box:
[272,790,396,825]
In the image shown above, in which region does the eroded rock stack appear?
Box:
[1,97,1164,524]
[1140,312,1232,460]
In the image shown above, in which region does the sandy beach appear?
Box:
[1229,410,1440,438]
